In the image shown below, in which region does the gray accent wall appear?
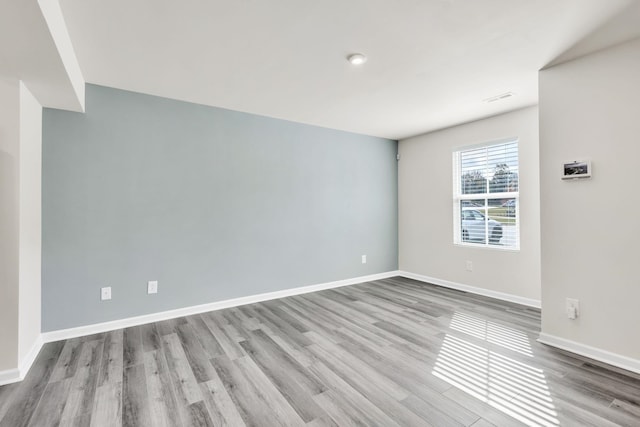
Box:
[42,84,398,331]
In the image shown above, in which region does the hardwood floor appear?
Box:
[1,276,639,426]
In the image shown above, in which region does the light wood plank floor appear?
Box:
[1,277,639,426]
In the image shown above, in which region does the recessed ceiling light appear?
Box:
[347,53,367,65]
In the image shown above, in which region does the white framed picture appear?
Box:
[562,160,591,179]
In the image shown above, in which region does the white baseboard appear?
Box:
[18,335,44,376]
[42,270,401,343]
[397,271,640,374]
[537,333,640,375]
[0,335,44,386]
[397,270,541,308]
[8,272,639,383]
[3,270,399,384]
[0,368,20,386]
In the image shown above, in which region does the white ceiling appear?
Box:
[0,0,83,111]
[35,0,640,138]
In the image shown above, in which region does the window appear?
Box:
[453,139,519,249]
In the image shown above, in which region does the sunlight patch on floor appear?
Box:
[433,313,559,427]
[450,312,533,356]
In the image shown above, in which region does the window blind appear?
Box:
[453,139,519,249]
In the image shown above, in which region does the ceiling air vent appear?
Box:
[484,92,515,103]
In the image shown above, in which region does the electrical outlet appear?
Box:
[566,298,579,319]
[362,255,367,264]
[148,280,158,294]
[466,261,473,271]
[101,286,112,301]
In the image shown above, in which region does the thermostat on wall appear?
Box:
[562,160,591,180]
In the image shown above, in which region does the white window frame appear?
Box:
[452,138,520,250]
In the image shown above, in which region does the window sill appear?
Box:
[454,242,520,252]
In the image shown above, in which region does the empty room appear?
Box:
[2,0,640,426]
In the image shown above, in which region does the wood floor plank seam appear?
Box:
[1,277,639,426]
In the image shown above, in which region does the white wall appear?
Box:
[0,80,43,380]
[0,78,20,371]
[399,106,541,303]
[539,38,640,361]
[18,82,42,363]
